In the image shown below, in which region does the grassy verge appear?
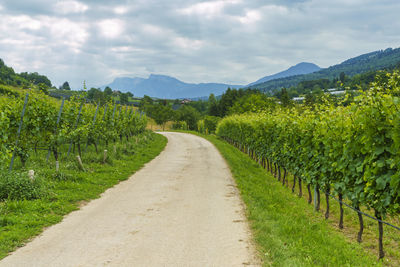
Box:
[0,131,167,259]
[183,131,383,267]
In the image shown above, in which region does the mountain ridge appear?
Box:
[248,62,321,86]
[103,74,243,99]
[103,62,322,99]
[250,47,400,93]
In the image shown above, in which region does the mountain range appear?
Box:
[247,62,321,86]
[105,47,400,98]
[103,62,321,99]
[251,47,400,93]
[103,75,243,99]
[2,46,400,99]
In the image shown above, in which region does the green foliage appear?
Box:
[139,95,154,114]
[278,88,292,107]
[38,83,49,95]
[119,92,129,105]
[197,116,221,134]
[87,87,110,105]
[19,72,52,87]
[217,70,400,218]
[228,93,277,115]
[104,86,113,96]
[197,119,205,133]
[195,133,378,266]
[208,88,260,117]
[175,105,200,130]
[203,115,220,133]
[187,100,208,115]
[172,121,188,130]
[0,172,45,201]
[61,81,71,90]
[151,104,175,130]
[0,92,147,167]
[208,93,218,116]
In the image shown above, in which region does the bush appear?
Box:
[175,105,200,130]
[172,121,188,130]
[0,171,45,201]
[204,116,220,134]
[197,119,205,133]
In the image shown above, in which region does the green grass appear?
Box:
[0,131,167,259]
[184,131,382,267]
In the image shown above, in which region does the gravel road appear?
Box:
[0,132,260,267]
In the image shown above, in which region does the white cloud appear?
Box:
[142,24,164,36]
[7,15,42,30]
[48,18,88,53]
[113,6,129,15]
[97,19,124,39]
[178,0,242,18]
[173,37,204,50]
[1,0,400,89]
[237,10,261,25]
[54,1,88,15]
[0,14,88,56]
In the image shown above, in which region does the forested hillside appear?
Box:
[0,59,52,88]
[252,47,400,93]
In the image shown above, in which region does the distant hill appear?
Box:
[103,74,243,99]
[248,62,321,86]
[0,58,53,89]
[251,47,400,93]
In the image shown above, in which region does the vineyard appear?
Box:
[0,86,170,259]
[216,71,400,259]
[0,88,147,171]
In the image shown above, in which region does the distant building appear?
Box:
[181,99,191,104]
[293,97,305,102]
[292,88,346,102]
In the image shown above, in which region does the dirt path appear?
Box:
[0,132,260,267]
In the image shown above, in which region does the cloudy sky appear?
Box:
[0,0,399,89]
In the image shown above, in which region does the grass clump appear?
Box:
[0,172,45,201]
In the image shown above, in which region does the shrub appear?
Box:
[204,116,220,134]
[0,171,45,201]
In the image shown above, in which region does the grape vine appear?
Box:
[216,71,400,258]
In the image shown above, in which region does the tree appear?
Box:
[340,72,346,83]
[140,95,153,106]
[61,81,71,90]
[87,87,107,105]
[280,88,291,107]
[38,83,49,95]
[104,86,112,96]
[208,93,219,116]
[304,92,315,107]
[119,92,129,105]
[175,105,200,130]
[229,94,276,115]
[203,115,220,133]
[139,95,154,114]
[19,72,52,87]
[126,91,133,97]
[151,104,174,130]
